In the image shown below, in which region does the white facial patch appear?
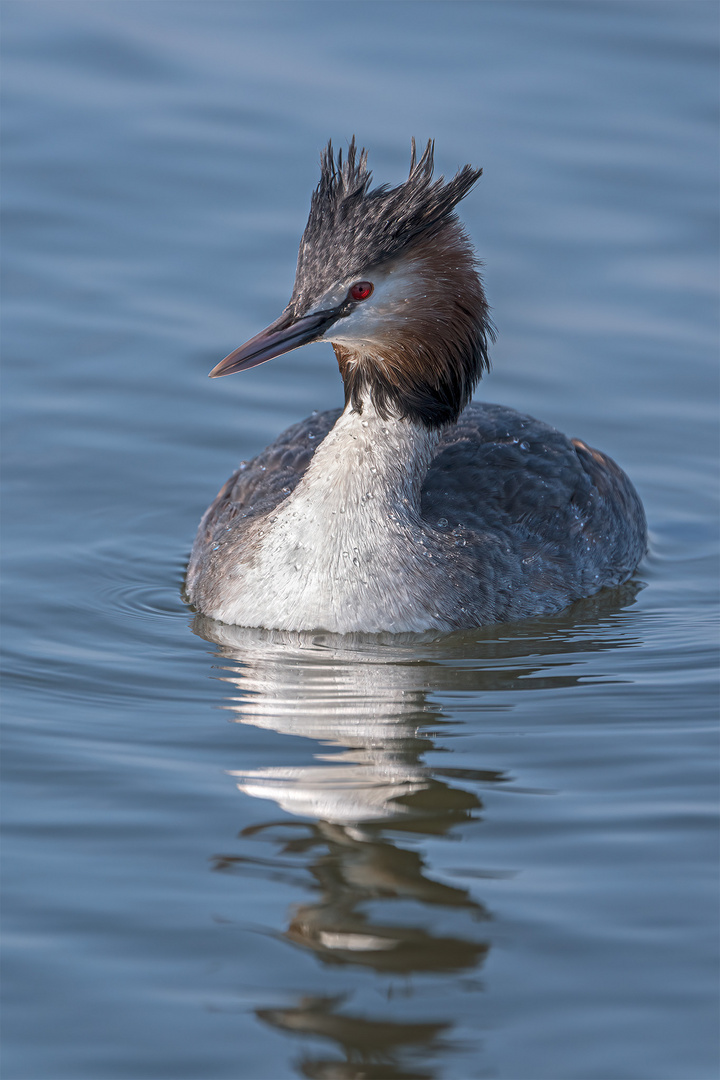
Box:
[308,265,423,350]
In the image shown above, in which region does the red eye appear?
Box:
[349,281,374,302]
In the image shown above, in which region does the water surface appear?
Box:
[3,3,718,1078]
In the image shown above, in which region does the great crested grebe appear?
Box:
[186,139,646,634]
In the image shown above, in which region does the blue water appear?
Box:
[3,3,718,1078]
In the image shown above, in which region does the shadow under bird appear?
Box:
[186,139,646,634]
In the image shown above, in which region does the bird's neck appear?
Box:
[292,396,441,520]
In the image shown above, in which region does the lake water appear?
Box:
[2,3,718,1078]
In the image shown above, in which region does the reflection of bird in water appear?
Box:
[217,815,491,976]
[258,993,444,1080]
[186,138,646,633]
[198,607,640,1079]
[206,621,495,971]
[207,626,494,1078]
[203,617,508,825]
[258,993,445,1080]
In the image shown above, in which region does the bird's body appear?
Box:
[186,140,646,633]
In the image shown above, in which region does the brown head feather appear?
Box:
[291,139,494,428]
[334,221,494,428]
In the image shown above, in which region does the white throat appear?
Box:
[213,399,447,633]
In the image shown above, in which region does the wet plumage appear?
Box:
[186,140,646,633]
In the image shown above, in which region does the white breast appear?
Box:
[202,399,448,633]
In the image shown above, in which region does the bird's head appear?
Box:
[210,139,494,428]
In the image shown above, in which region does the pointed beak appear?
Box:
[209,308,341,378]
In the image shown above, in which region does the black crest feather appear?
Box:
[290,138,482,312]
